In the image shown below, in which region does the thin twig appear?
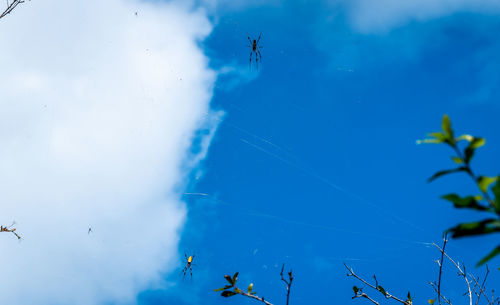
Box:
[469,266,491,305]
[429,281,452,305]
[492,289,500,305]
[280,264,293,305]
[0,0,25,20]
[238,290,273,305]
[353,292,380,305]
[437,235,449,305]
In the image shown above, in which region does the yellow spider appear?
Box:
[182,253,195,279]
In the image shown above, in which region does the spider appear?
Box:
[182,253,195,279]
[0,222,21,240]
[248,33,263,69]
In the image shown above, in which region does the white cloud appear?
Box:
[197,0,282,14]
[345,0,500,32]
[0,0,218,304]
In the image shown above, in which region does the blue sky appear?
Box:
[1,1,499,305]
[148,2,500,305]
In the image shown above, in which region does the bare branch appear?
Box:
[238,290,273,305]
[0,0,26,20]
[469,266,492,305]
[429,281,452,305]
[280,264,293,305]
[432,243,472,305]
[353,292,380,305]
[437,234,449,305]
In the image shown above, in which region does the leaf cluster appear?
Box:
[214,272,258,298]
[419,115,500,265]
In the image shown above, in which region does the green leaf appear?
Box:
[224,275,234,285]
[470,137,486,149]
[428,167,467,183]
[478,176,498,193]
[407,292,412,304]
[221,291,237,297]
[377,285,387,296]
[353,286,359,295]
[247,283,253,293]
[429,132,446,139]
[416,132,448,144]
[417,139,443,144]
[441,115,454,141]
[492,178,500,211]
[464,137,486,164]
[456,134,474,142]
[214,285,233,292]
[441,194,490,211]
[428,299,436,305]
[232,272,239,284]
[477,245,500,266]
[451,156,463,164]
[448,218,500,238]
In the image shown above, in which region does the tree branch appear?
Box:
[0,0,26,20]
[216,267,293,305]
[469,266,491,305]
[344,263,411,305]
[436,234,449,305]
[432,243,472,305]
[429,281,452,305]
[451,145,496,209]
[353,292,380,305]
[238,290,273,305]
[280,264,293,305]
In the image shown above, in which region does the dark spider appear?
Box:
[182,253,195,279]
[248,33,263,69]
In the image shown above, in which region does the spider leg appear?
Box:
[190,266,193,278]
[249,50,253,68]
[248,36,253,44]
[257,32,262,44]
[257,50,262,68]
